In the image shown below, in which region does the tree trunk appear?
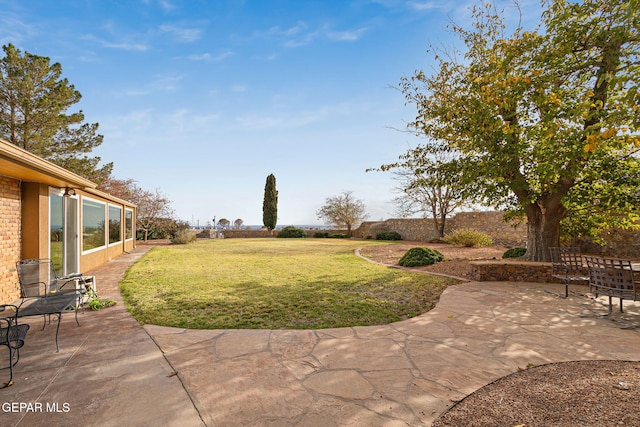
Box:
[523,198,566,262]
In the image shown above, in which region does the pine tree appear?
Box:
[0,44,112,183]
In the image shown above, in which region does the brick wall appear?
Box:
[0,176,21,304]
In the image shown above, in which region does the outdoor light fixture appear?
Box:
[63,187,76,197]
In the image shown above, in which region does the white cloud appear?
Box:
[230,84,248,93]
[141,0,175,12]
[185,51,235,61]
[81,32,149,51]
[232,103,362,132]
[159,24,203,42]
[407,1,440,11]
[158,0,175,11]
[121,74,184,96]
[102,40,149,51]
[327,27,368,42]
[265,21,308,38]
[0,14,34,46]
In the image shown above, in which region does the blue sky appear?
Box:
[1,0,541,226]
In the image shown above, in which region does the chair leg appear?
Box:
[54,313,62,352]
[74,301,81,327]
[608,296,613,316]
[1,347,17,388]
[620,298,624,313]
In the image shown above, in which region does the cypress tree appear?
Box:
[262,174,278,232]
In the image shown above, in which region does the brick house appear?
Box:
[0,138,136,304]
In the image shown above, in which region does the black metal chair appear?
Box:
[16,258,86,351]
[1,304,30,388]
[549,247,590,298]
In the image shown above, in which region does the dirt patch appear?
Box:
[432,360,640,427]
[359,242,509,280]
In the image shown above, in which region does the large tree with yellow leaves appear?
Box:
[394,0,639,261]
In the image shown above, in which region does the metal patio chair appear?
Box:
[0,304,30,388]
[585,256,637,315]
[549,247,590,298]
[16,258,87,351]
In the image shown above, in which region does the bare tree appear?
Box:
[98,177,175,241]
[391,151,468,238]
[316,191,368,237]
[136,189,174,242]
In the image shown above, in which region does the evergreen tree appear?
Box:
[262,174,278,232]
[0,43,111,183]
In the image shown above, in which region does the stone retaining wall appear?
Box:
[354,211,527,247]
[469,260,590,284]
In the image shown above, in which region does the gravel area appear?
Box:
[358,242,509,280]
[359,242,640,426]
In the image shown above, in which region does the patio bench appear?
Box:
[549,247,589,298]
[584,256,637,315]
[1,304,30,388]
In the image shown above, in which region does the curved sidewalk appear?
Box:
[3,245,639,426]
[147,280,640,426]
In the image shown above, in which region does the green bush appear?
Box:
[85,289,117,310]
[376,231,403,241]
[330,233,349,239]
[443,229,493,247]
[502,247,527,258]
[398,247,445,267]
[313,232,330,238]
[277,226,307,238]
[171,229,197,244]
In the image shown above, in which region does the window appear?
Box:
[109,205,122,245]
[82,198,106,252]
[125,209,133,240]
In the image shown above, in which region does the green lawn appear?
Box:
[119,238,460,329]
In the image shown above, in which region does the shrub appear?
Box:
[443,229,493,247]
[376,231,403,241]
[85,289,117,310]
[313,232,330,238]
[330,233,349,239]
[277,226,307,238]
[398,247,445,267]
[171,229,197,244]
[502,247,527,258]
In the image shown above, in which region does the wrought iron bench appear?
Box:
[585,256,637,315]
[549,247,589,298]
[16,258,87,352]
[1,304,30,388]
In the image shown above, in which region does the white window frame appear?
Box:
[108,204,123,247]
[82,196,107,254]
[125,208,134,241]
